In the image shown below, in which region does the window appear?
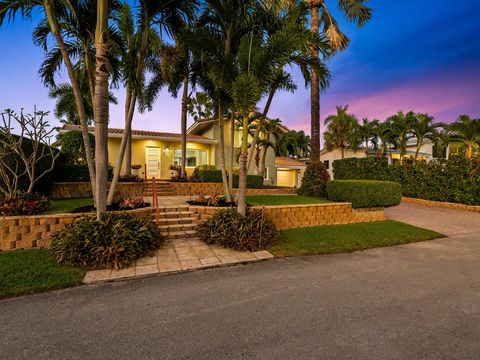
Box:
[263,167,269,181]
[323,160,330,169]
[174,149,208,167]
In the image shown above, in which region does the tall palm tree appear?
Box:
[387,111,415,163]
[307,0,372,163]
[323,105,359,158]
[411,113,442,163]
[448,115,480,159]
[371,119,393,158]
[94,0,111,217]
[358,117,377,156]
[0,0,97,199]
[257,118,282,176]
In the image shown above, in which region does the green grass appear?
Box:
[246,195,330,206]
[47,198,93,214]
[0,249,85,299]
[269,220,444,257]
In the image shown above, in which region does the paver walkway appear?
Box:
[83,238,273,284]
[385,202,480,237]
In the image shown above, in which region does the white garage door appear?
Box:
[276,169,297,187]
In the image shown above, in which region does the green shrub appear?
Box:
[232,174,264,188]
[332,156,480,205]
[197,208,279,251]
[49,213,163,269]
[0,191,51,216]
[326,180,402,208]
[298,162,330,197]
[55,164,113,182]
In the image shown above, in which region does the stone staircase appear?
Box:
[143,180,175,197]
[152,206,200,240]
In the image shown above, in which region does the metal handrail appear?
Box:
[151,177,159,224]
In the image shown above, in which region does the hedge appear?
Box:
[192,169,264,188]
[332,156,480,205]
[233,174,264,189]
[327,180,402,208]
[55,164,113,182]
[194,169,223,183]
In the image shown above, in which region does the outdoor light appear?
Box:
[163,146,171,156]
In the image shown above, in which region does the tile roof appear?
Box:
[275,156,307,168]
[59,124,217,143]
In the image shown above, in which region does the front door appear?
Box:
[145,147,161,179]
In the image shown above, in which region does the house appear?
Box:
[59,118,306,188]
[320,139,440,178]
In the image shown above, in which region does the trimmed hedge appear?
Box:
[54,164,113,182]
[195,169,223,183]
[332,156,480,205]
[233,174,264,188]
[192,168,264,188]
[326,180,402,208]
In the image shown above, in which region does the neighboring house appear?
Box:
[321,139,440,178]
[59,118,305,187]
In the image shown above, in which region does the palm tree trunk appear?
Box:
[229,111,235,194]
[44,0,96,201]
[237,113,249,216]
[309,3,321,163]
[180,74,189,178]
[217,104,232,202]
[94,0,110,219]
[466,144,472,159]
[125,86,132,176]
[259,147,267,177]
[247,87,276,170]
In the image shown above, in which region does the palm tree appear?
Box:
[448,115,480,159]
[257,118,282,176]
[358,117,377,156]
[387,111,415,163]
[411,113,442,163]
[1,0,97,199]
[323,105,359,159]
[307,0,372,162]
[371,119,393,158]
[94,0,111,217]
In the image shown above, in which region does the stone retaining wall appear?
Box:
[50,182,144,202]
[192,203,385,230]
[0,207,153,251]
[169,182,296,196]
[402,197,480,213]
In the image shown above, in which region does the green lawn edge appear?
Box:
[47,198,93,214]
[269,220,445,257]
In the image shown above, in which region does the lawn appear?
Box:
[269,220,444,257]
[47,198,93,214]
[0,249,85,299]
[246,195,330,206]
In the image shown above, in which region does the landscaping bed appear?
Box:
[246,195,330,206]
[269,220,443,257]
[0,249,85,299]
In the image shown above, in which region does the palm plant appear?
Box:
[0,0,97,198]
[411,113,442,163]
[257,118,282,176]
[371,119,393,158]
[448,115,480,159]
[358,117,377,156]
[323,105,359,158]
[386,111,415,163]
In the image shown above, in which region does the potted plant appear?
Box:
[131,164,142,176]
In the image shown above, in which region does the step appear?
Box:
[155,216,199,226]
[155,210,196,219]
[160,230,198,240]
[157,223,198,233]
[156,205,190,212]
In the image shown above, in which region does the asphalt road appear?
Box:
[1,203,480,359]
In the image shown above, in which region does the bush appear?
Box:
[57,131,95,165]
[197,208,279,251]
[326,180,402,208]
[332,156,480,205]
[232,174,264,188]
[0,191,51,216]
[298,162,330,197]
[55,164,113,182]
[49,213,163,269]
[118,174,143,182]
[191,165,223,182]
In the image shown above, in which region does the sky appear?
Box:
[1,0,480,136]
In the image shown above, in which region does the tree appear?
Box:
[307,0,372,162]
[257,118,282,176]
[323,105,359,158]
[371,119,393,158]
[0,109,59,196]
[358,117,377,156]
[0,0,97,201]
[387,111,415,163]
[56,131,95,164]
[411,113,442,162]
[188,92,214,121]
[448,115,480,159]
[276,129,311,158]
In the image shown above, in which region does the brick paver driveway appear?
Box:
[386,202,480,237]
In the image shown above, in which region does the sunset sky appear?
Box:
[1,0,479,137]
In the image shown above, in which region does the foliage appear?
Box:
[233,174,264,189]
[269,221,442,257]
[55,164,113,182]
[197,208,279,251]
[0,249,85,299]
[448,115,480,158]
[0,191,51,216]
[326,180,402,208]
[56,131,95,165]
[49,213,163,270]
[276,130,310,158]
[188,92,214,121]
[332,156,480,205]
[323,105,360,157]
[119,196,145,210]
[298,162,330,197]
[192,168,223,183]
[118,174,143,182]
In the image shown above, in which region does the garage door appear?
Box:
[276,169,297,187]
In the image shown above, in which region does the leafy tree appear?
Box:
[56,131,95,164]
[323,105,359,158]
[358,117,378,156]
[386,111,415,163]
[188,92,214,121]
